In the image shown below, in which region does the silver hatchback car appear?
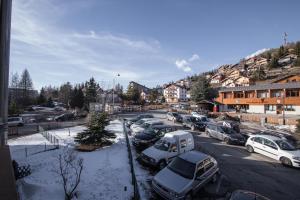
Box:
[152,150,219,200]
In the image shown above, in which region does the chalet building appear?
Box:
[216,82,300,115]
[278,54,297,66]
[163,84,187,103]
[140,90,150,102]
[128,81,150,93]
[221,76,250,88]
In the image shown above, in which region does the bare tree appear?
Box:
[55,149,84,200]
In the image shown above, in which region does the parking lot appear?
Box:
[120,110,300,200]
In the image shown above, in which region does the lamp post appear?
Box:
[282,89,286,125]
[112,74,120,114]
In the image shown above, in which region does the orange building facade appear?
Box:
[215,82,300,115]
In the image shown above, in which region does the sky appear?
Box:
[10,0,300,91]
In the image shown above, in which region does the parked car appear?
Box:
[245,135,300,168]
[152,150,219,200]
[258,130,298,148]
[132,125,182,150]
[125,114,154,127]
[7,117,24,127]
[140,130,194,169]
[166,112,183,123]
[191,112,209,121]
[205,123,246,145]
[131,120,163,135]
[182,116,206,131]
[54,113,75,122]
[229,190,270,200]
[130,118,160,132]
[216,120,240,133]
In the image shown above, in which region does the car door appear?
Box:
[216,126,225,140]
[262,139,279,160]
[194,159,214,192]
[210,125,218,138]
[251,137,264,155]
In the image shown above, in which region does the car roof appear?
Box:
[164,130,191,137]
[179,150,209,164]
[152,124,177,129]
[250,134,281,141]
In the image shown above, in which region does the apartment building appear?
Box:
[215,81,300,115]
[163,84,187,103]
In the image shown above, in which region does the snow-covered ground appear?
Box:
[8,120,133,200]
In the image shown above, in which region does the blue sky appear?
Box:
[10,0,300,90]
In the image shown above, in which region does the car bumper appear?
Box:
[292,160,300,168]
[139,155,157,168]
[152,181,185,200]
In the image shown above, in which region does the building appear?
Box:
[220,76,250,88]
[215,82,300,115]
[271,74,300,84]
[163,84,187,103]
[278,54,297,66]
[140,90,150,102]
[256,57,268,66]
[128,81,150,93]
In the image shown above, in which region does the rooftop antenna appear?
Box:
[283,32,288,46]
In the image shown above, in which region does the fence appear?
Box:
[122,120,140,200]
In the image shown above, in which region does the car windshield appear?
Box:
[275,140,297,151]
[191,117,200,123]
[144,128,156,135]
[135,119,145,125]
[221,127,236,134]
[154,139,172,151]
[168,157,196,179]
[172,113,179,117]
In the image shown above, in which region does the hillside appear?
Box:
[207,41,300,88]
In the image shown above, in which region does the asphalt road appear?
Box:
[120,110,300,200]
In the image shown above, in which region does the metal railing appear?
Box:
[123,119,140,200]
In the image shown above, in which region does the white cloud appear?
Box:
[175,53,199,72]
[245,48,270,59]
[188,54,200,62]
[175,59,192,72]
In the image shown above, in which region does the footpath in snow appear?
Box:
[8,120,133,200]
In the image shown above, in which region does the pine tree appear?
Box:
[126,84,140,104]
[19,69,34,106]
[75,112,114,145]
[268,57,279,69]
[59,82,72,106]
[84,78,99,108]
[190,76,216,103]
[70,87,84,109]
[37,88,47,105]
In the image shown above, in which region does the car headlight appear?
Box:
[293,157,300,161]
[169,191,179,197]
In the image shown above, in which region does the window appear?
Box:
[253,137,263,144]
[205,162,214,171]
[286,89,299,97]
[234,92,244,98]
[285,105,295,111]
[263,139,278,150]
[245,92,254,98]
[271,90,282,97]
[265,105,276,111]
[180,139,187,148]
[196,167,205,177]
[257,91,268,98]
[224,92,232,99]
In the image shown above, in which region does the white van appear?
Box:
[140,130,194,169]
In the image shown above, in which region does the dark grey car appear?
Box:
[206,123,246,145]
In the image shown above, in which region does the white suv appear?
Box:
[245,135,300,168]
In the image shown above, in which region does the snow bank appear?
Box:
[9,120,133,200]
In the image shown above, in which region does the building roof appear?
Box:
[219,82,300,92]
[179,150,209,164]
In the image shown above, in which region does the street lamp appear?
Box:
[112,74,120,114]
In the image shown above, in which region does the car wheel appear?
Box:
[246,145,254,153]
[224,137,230,144]
[191,125,195,131]
[158,160,167,170]
[185,192,193,200]
[280,157,292,167]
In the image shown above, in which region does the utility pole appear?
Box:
[0,0,12,146]
[112,74,120,114]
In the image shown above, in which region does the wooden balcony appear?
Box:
[216,96,300,105]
